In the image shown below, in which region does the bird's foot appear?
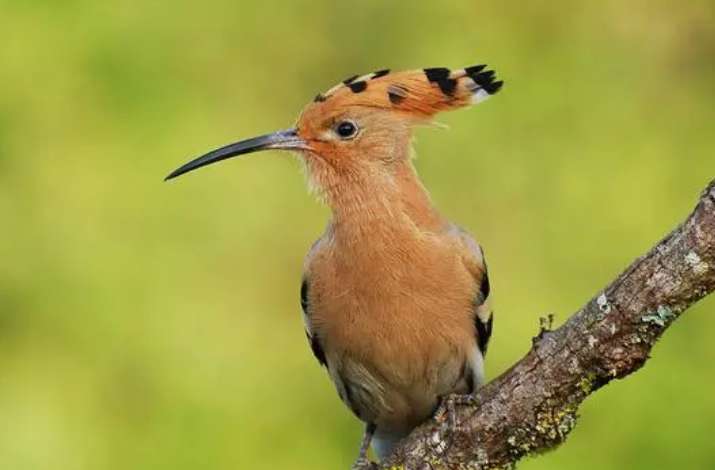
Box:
[351,456,377,470]
[435,393,477,435]
[351,423,377,470]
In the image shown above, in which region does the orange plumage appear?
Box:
[166,63,502,467]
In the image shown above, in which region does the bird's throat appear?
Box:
[327,161,446,246]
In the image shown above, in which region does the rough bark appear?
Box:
[378,179,715,470]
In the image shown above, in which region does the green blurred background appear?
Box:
[1,1,714,469]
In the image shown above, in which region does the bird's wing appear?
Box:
[301,239,327,367]
[450,225,494,357]
[301,277,326,367]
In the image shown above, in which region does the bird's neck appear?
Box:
[325,160,446,244]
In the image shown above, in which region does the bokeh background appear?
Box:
[2,1,714,469]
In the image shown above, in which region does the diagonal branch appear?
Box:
[380,179,715,469]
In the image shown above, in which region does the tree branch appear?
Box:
[380,179,715,469]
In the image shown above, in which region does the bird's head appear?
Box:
[166,64,502,195]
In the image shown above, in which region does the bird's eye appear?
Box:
[335,120,358,139]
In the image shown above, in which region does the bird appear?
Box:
[166,63,502,467]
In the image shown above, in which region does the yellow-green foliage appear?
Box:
[1,1,714,470]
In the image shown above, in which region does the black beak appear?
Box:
[165,128,306,181]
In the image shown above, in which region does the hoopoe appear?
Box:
[167,64,502,466]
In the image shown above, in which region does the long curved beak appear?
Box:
[165,128,306,181]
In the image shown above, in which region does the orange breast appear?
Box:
[306,228,477,431]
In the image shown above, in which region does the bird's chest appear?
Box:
[307,239,476,369]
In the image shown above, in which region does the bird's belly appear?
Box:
[318,288,476,433]
[332,329,473,434]
[308,239,478,432]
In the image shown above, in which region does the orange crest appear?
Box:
[308,64,503,118]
